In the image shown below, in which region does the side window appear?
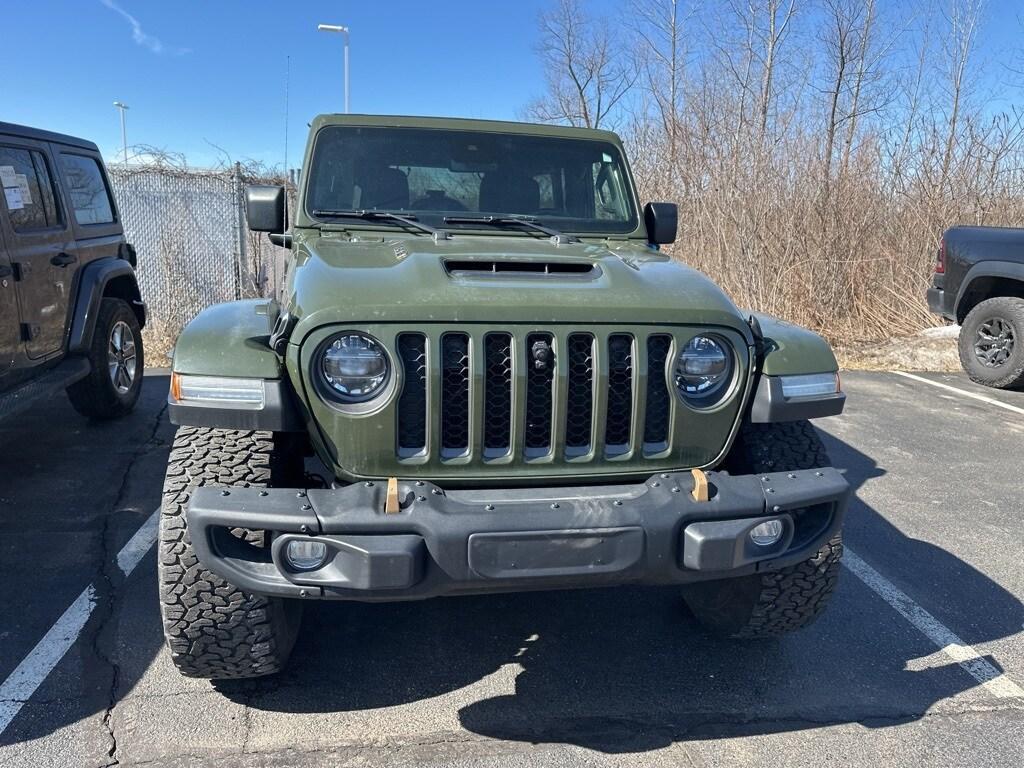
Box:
[592,161,629,221]
[60,153,115,225]
[0,146,63,232]
[535,173,555,210]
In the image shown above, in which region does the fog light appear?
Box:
[285,540,328,571]
[749,519,784,547]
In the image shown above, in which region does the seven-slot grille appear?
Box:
[395,329,679,462]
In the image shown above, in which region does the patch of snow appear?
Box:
[918,325,960,339]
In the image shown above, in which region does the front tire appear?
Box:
[682,421,843,639]
[159,427,304,679]
[66,298,144,419]
[958,297,1024,389]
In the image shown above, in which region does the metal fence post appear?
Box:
[233,161,246,300]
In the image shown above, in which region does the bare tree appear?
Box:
[529,0,1024,344]
[526,0,634,128]
[630,0,688,151]
[939,0,984,192]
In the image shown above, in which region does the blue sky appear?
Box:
[5,1,1023,169]
[5,0,565,167]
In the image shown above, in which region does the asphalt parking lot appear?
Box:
[0,370,1022,767]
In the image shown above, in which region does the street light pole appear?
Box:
[112,101,129,164]
[317,24,350,113]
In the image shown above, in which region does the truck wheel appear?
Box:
[958,297,1024,389]
[681,421,843,638]
[159,427,304,679]
[66,298,144,420]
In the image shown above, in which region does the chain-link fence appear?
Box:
[107,162,291,359]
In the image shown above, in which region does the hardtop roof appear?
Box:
[0,121,99,152]
[309,114,623,144]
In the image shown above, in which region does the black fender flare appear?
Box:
[954,261,1024,321]
[67,258,146,355]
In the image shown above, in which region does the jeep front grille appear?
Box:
[392,327,728,466]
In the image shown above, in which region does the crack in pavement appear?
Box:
[91,705,1024,767]
[86,402,169,768]
[112,704,1024,767]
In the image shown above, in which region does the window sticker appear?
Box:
[14,173,32,205]
[0,165,16,186]
[4,186,24,210]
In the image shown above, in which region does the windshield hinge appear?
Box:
[269,311,296,356]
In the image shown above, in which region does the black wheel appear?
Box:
[66,298,144,419]
[159,427,304,679]
[958,297,1024,389]
[681,420,843,639]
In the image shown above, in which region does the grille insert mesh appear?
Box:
[396,334,427,453]
[483,333,513,453]
[644,335,672,448]
[440,333,470,453]
[524,332,555,451]
[605,334,634,450]
[565,334,594,451]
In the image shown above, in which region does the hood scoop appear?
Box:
[443,259,600,280]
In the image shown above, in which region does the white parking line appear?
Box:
[0,587,97,734]
[116,509,159,576]
[892,371,1024,416]
[844,548,1024,699]
[0,510,159,736]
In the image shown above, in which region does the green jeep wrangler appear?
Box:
[160,115,848,679]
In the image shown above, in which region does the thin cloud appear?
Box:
[99,0,190,56]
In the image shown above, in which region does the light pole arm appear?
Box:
[317,24,350,114]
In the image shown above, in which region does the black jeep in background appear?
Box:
[929,226,1024,389]
[0,122,145,422]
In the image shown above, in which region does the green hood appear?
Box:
[288,230,751,343]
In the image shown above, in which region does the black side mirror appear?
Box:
[246,185,286,233]
[644,202,677,245]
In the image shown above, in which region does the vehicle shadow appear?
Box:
[3,414,1022,756]
[214,427,1023,752]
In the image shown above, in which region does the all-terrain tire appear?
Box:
[67,298,144,419]
[958,297,1024,389]
[159,427,304,679]
[682,420,843,639]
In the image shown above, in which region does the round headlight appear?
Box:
[674,336,733,405]
[319,333,390,402]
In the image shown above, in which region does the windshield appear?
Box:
[304,126,638,234]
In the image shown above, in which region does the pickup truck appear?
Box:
[928,226,1024,389]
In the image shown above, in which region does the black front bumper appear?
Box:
[188,468,849,601]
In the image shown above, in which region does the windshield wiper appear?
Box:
[312,209,449,240]
[443,215,579,244]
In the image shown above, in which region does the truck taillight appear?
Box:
[935,238,946,274]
